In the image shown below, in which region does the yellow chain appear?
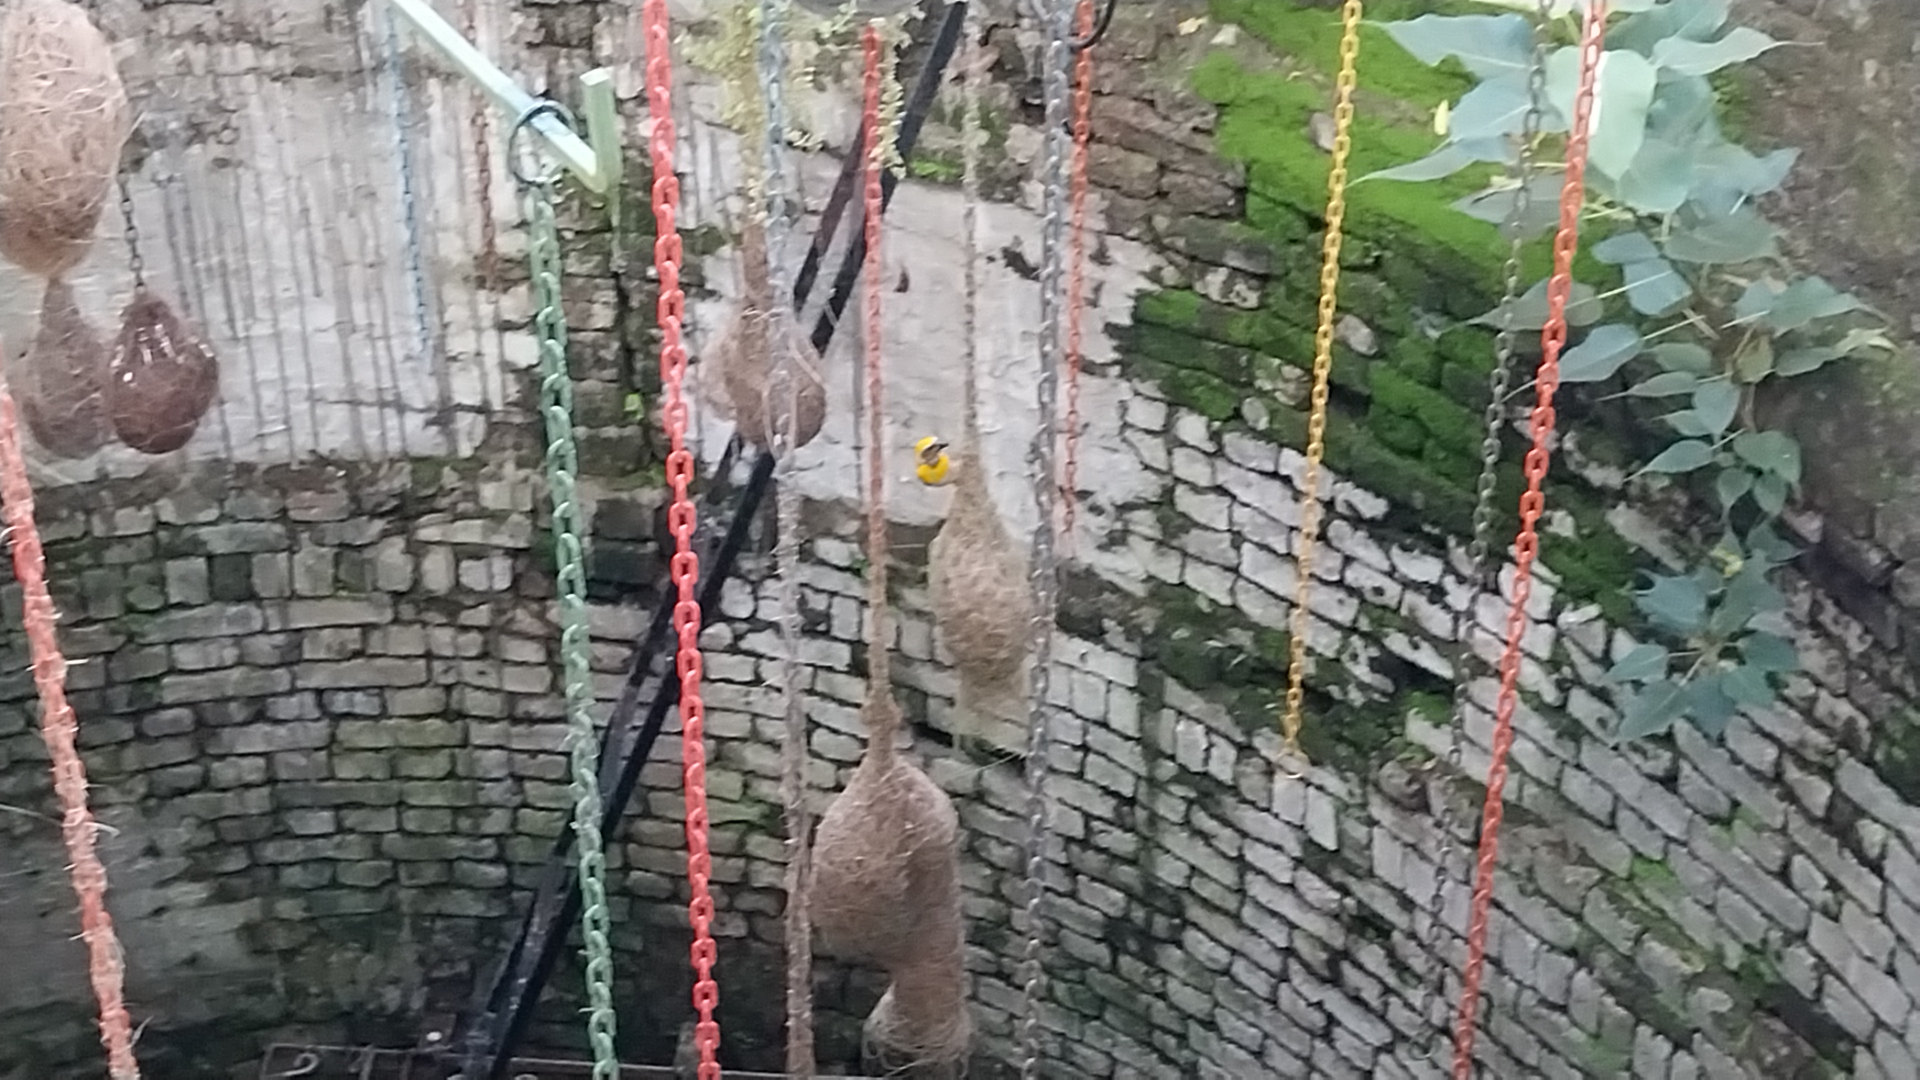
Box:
[1281,0,1363,768]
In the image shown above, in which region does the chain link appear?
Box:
[381,2,438,393]
[461,0,499,292]
[641,2,723,1073]
[1453,7,1610,1077]
[1419,0,1552,1055]
[756,0,816,1074]
[523,173,621,1080]
[1280,0,1362,769]
[1018,2,1072,1076]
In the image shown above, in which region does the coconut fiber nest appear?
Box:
[15,277,110,459]
[106,291,219,454]
[713,220,826,452]
[0,0,132,279]
[928,454,1034,725]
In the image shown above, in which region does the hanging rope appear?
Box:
[860,22,896,712]
[460,0,499,291]
[641,0,724,1072]
[756,0,816,1072]
[1059,0,1094,544]
[508,104,620,1080]
[1451,6,1608,1077]
[1278,0,1362,772]
[958,15,985,462]
[0,374,140,1080]
[1421,0,1551,1055]
[1018,0,1072,1074]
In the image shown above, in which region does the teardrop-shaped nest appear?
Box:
[0,0,132,279]
[713,301,827,453]
[810,698,962,969]
[15,277,110,459]
[929,460,1034,719]
[106,291,219,455]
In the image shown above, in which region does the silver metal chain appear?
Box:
[1018,2,1071,1076]
[758,0,815,1075]
[958,7,984,455]
[381,0,438,407]
[1419,0,1552,1060]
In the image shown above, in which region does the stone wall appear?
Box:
[11,1,1920,1079]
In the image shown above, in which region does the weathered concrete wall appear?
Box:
[10,1,1920,1079]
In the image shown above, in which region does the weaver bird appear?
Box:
[915,436,952,486]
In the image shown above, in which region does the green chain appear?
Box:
[526,176,622,1079]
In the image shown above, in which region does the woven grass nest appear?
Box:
[811,695,971,1071]
[106,291,219,455]
[15,278,110,459]
[712,219,826,453]
[0,0,132,280]
[928,457,1033,723]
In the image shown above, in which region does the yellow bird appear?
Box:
[914,436,952,486]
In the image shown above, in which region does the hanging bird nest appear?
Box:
[0,0,132,280]
[810,696,960,967]
[15,277,110,459]
[712,221,826,453]
[106,291,219,455]
[928,455,1034,726]
[713,303,827,453]
[859,855,972,1077]
[811,695,972,1074]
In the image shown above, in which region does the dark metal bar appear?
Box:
[462,5,973,1077]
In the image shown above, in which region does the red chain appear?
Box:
[1450,5,1607,1077]
[0,383,140,1079]
[1061,0,1094,546]
[642,2,721,1074]
[861,24,893,695]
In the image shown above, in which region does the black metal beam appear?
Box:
[461,5,972,1076]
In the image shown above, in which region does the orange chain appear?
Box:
[642,1,721,1074]
[0,382,141,1079]
[1061,0,1094,543]
[1451,4,1607,1076]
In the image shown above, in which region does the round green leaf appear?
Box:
[1775,345,1844,377]
[1630,371,1702,398]
[1607,643,1671,684]
[1361,137,1513,184]
[1665,210,1779,264]
[1763,277,1865,335]
[1616,137,1694,215]
[1731,430,1802,484]
[1643,438,1720,474]
[1684,678,1739,737]
[1560,324,1644,383]
[1664,410,1714,438]
[1715,466,1754,509]
[1476,278,1603,330]
[1753,473,1789,515]
[1638,573,1710,632]
[1652,27,1784,76]
[1720,665,1775,708]
[1617,680,1686,741]
[1691,380,1739,436]
[1548,48,1657,180]
[1447,75,1539,141]
[1377,15,1539,79]
[1740,631,1799,673]
[1651,342,1714,374]
[1593,231,1661,266]
[1623,258,1692,317]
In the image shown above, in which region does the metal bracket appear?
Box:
[387,0,623,196]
